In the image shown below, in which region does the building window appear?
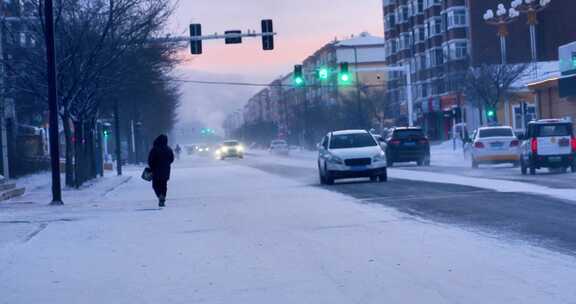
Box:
[413,26,425,44]
[399,32,412,51]
[408,0,424,16]
[447,8,468,29]
[444,40,468,61]
[513,104,537,130]
[424,0,441,9]
[426,17,443,38]
[426,48,443,67]
[396,5,409,24]
[385,13,396,30]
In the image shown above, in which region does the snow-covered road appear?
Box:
[1,157,576,303]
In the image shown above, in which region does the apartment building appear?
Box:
[383,0,576,139]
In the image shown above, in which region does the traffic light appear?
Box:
[486,108,496,122]
[189,24,202,54]
[293,65,304,87]
[261,19,274,50]
[317,67,329,81]
[225,30,242,44]
[339,62,351,85]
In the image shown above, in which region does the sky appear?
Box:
[170,0,384,136]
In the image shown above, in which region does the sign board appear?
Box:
[559,41,576,76]
[559,41,576,97]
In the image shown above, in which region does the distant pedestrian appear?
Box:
[148,135,174,208]
[175,144,182,160]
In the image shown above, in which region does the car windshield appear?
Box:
[329,133,377,149]
[223,141,239,147]
[393,129,425,139]
[536,124,572,137]
[479,128,514,138]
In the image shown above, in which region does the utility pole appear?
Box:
[0,16,10,179]
[114,100,122,176]
[45,0,63,205]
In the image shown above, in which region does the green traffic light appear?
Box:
[318,68,329,80]
[294,77,304,86]
[487,110,495,117]
[340,74,350,82]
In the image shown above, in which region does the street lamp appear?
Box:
[483,3,520,126]
[511,0,552,62]
[483,4,520,65]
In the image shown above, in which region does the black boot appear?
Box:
[159,196,166,208]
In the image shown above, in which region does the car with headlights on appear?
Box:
[216,140,244,160]
[317,130,388,185]
[470,126,520,168]
[196,144,212,156]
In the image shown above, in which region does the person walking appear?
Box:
[175,144,182,160]
[148,135,174,207]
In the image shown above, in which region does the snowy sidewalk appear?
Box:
[1,160,575,303]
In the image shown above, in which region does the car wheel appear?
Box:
[379,168,388,182]
[521,159,527,175]
[417,159,424,166]
[324,165,334,185]
[370,176,378,182]
[387,158,394,167]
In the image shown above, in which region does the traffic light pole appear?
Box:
[45,0,63,205]
[114,100,122,176]
[157,31,276,44]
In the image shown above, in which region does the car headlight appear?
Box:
[237,145,244,152]
[373,151,387,162]
[221,147,228,153]
[327,155,344,165]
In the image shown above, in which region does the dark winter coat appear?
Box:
[148,135,175,181]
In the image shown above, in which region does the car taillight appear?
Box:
[474,142,485,149]
[510,140,520,147]
[418,139,428,145]
[531,138,538,154]
[390,140,401,145]
[572,136,576,152]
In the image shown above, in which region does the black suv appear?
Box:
[384,127,430,167]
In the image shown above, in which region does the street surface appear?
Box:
[1,150,576,303]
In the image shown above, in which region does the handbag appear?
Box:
[141,167,153,182]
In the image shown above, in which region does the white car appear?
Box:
[470,126,520,168]
[520,119,576,175]
[317,130,388,185]
[269,139,289,155]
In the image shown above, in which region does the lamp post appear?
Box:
[511,0,552,62]
[483,4,520,126]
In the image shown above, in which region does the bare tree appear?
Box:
[2,0,179,186]
[459,63,530,124]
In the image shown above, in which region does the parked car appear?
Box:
[384,127,430,167]
[269,139,289,155]
[216,140,245,160]
[470,126,521,168]
[317,130,387,185]
[520,119,576,175]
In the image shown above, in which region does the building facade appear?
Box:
[383,0,576,140]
